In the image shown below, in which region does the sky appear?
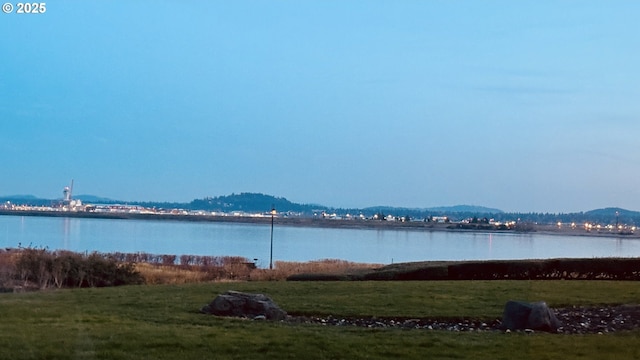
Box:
[1,1,639,213]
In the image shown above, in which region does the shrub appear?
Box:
[6,248,143,290]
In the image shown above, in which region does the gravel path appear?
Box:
[286,305,640,334]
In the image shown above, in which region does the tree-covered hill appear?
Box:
[188,193,326,214]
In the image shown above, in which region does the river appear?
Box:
[1,215,639,267]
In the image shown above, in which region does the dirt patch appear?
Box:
[286,305,640,334]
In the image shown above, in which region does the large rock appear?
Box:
[501,300,562,332]
[200,290,287,321]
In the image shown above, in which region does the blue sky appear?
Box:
[1,1,639,213]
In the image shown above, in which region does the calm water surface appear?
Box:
[1,215,639,266]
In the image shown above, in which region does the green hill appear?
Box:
[189,193,325,214]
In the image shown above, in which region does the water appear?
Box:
[1,215,639,267]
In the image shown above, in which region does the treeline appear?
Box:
[379,211,639,226]
[489,210,640,226]
[320,207,639,226]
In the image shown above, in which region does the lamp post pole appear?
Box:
[270,206,275,270]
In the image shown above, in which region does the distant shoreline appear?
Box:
[0,209,638,239]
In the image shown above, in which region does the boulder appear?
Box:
[200,290,287,321]
[501,300,561,332]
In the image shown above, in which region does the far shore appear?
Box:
[0,209,638,239]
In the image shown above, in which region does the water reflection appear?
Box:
[617,238,625,254]
[1,215,639,265]
[62,217,71,249]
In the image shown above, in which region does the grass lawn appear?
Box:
[0,281,639,359]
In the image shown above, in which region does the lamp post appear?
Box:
[269,206,276,270]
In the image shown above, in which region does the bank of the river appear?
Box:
[1,209,637,239]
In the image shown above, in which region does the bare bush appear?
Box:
[0,249,19,290]
[2,248,143,290]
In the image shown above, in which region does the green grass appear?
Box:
[0,281,639,359]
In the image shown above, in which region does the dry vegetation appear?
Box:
[5,247,638,289]
[249,259,381,281]
[136,258,381,284]
[0,248,381,290]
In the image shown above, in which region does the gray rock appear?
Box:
[501,300,561,332]
[201,290,287,321]
[528,301,562,332]
[501,301,532,330]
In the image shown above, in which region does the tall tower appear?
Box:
[63,180,74,203]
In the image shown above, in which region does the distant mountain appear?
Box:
[582,207,640,224]
[584,207,640,217]
[0,195,53,206]
[362,204,502,216]
[425,205,503,214]
[1,194,116,204]
[74,195,116,203]
[4,191,639,225]
[0,194,40,200]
